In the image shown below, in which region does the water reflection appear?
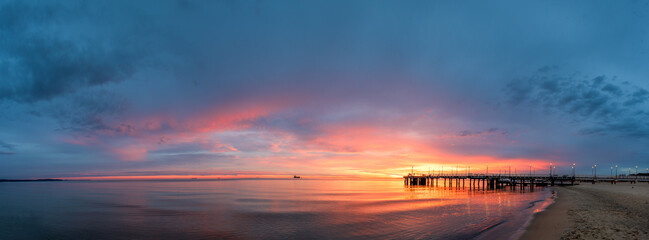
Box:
[0,179,551,240]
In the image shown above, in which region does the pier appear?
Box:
[404,173,649,190]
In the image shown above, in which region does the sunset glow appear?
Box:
[2,0,648,180]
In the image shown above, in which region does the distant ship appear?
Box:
[293,175,301,179]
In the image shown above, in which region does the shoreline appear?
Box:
[518,187,573,240]
[519,183,649,240]
[0,178,64,182]
[475,187,554,240]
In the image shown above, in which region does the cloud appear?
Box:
[2,1,649,178]
[0,2,142,103]
[44,89,128,134]
[505,67,649,138]
[0,140,15,150]
[0,139,16,155]
[624,89,649,106]
[457,128,509,137]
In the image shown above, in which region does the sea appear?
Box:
[0,179,553,240]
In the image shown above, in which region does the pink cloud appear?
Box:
[110,145,148,161]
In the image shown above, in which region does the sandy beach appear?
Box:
[520,183,649,240]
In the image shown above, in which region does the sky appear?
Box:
[1,0,649,179]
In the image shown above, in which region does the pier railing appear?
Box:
[403,173,649,189]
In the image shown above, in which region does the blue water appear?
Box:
[0,179,551,239]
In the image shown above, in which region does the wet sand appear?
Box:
[520,183,649,240]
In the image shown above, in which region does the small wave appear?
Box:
[509,189,555,240]
[478,220,506,234]
[522,199,546,210]
[467,220,508,240]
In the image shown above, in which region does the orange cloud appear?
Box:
[60,97,562,178]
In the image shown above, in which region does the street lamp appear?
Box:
[572,163,576,178]
[615,165,618,179]
[594,164,597,179]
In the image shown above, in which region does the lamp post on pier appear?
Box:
[572,163,575,178]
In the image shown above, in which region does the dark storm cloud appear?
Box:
[0,2,142,102]
[505,68,649,138]
[0,36,137,102]
[624,89,649,106]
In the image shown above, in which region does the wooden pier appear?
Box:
[404,174,649,190]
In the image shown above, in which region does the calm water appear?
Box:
[0,179,551,240]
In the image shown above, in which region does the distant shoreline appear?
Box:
[520,183,649,239]
[0,179,64,182]
[0,178,401,182]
